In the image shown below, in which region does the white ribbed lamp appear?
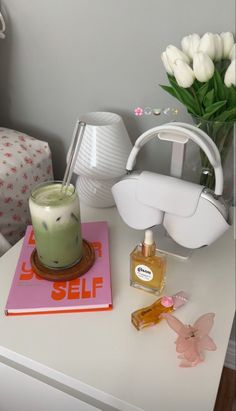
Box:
[70,112,132,207]
[72,112,132,179]
[76,176,119,208]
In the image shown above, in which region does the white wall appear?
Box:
[0,0,235,177]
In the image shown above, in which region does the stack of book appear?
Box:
[5,221,112,315]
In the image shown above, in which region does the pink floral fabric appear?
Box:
[0,128,53,246]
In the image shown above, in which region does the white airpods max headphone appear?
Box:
[112,122,230,249]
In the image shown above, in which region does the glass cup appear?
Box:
[29,181,83,269]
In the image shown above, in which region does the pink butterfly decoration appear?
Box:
[162,313,217,367]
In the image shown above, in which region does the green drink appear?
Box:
[29,181,83,269]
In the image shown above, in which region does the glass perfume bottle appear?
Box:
[131,291,188,330]
[130,229,166,295]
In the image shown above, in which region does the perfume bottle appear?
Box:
[131,291,188,330]
[130,229,166,295]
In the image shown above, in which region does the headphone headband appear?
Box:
[126,123,223,196]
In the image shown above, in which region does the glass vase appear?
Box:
[192,116,235,205]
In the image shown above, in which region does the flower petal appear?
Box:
[161,51,174,75]
[198,32,216,60]
[181,33,200,60]
[166,45,190,69]
[193,52,215,82]
[224,59,236,87]
[230,44,236,61]
[173,59,195,88]
[220,32,234,59]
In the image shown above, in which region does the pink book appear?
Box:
[5,221,112,315]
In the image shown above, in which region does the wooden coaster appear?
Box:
[30,239,95,282]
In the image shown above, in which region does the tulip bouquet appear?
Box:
[160,32,235,200]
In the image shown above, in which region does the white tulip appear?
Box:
[181,33,200,60]
[224,59,236,87]
[213,34,223,61]
[161,51,174,75]
[165,45,190,70]
[220,32,234,59]
[193,52,215,82]
[229,43,236,61]
[198,32,216,60]
[172,59,195,88]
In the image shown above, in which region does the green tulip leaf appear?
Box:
[167,76,199,115]
[215,107,236,122]
[202,100,227,120]
[196,82,209,104]
[213,69,226,101]
[203,89,215,108]
[159,85,177,99]
[219,60,231,77]
[167,73,175,83]
[160,60,235,125]
[226,87,236,109]
[205,100,227,113]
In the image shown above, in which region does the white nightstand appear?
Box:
[0,204,235,411]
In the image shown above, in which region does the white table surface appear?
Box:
[0,204,235,411]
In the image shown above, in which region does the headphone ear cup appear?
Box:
[163,195,230,248]
[112,177,164,229]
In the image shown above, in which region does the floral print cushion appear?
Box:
[0,128,53,246]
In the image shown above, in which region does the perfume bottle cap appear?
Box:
[161,296,173,307]
[161,291,188,309]
[144,229,154,245]
[142,229,155,257]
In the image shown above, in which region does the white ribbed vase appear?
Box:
[72,112,132,180]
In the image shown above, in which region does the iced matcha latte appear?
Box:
[29,181,83,269]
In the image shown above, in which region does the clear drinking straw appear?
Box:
[61,121,86,194]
